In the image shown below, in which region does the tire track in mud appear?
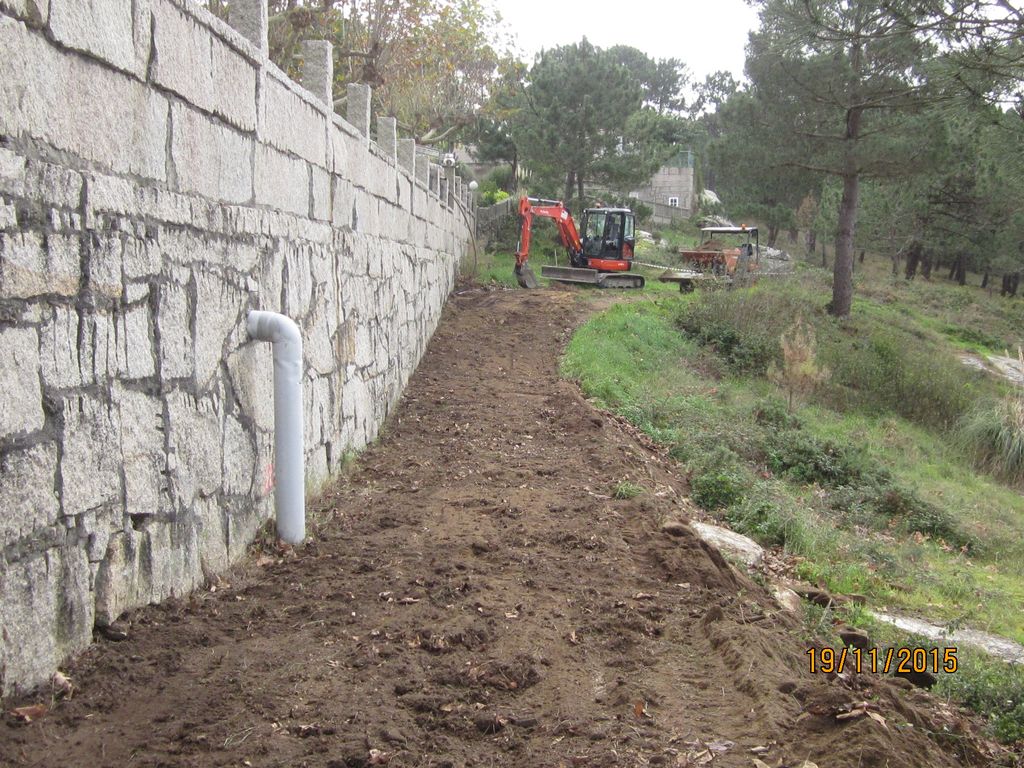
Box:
[0,286,993,768]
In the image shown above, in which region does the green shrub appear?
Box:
[825,329,974,429]
[872,485,972,549]
[675,283,977,430]
[674,289,791,374]
[752,398,801,429]
[724,491,806,549]
[937,651,1024,743]
[826,485,880,529]
[690,447,751,510]
[958,397,1024,486]
[692,469,747,510]
[479,180,510,206]
[678,319,777,374]
[819,471,971,549]
[993,702,1024,743]
[764,429,865,486]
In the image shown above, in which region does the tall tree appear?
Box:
[969,106,1024,288]
[607,45,690,113]
[748,0,940,316]
[689,71,740,191]
[466,58,527,186]
[896,0,1024,109]
[511,40,661,206]
[708,91,820,245]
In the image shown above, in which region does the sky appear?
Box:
[492,0,761,83]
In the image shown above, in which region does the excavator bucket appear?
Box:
[515,264,539,289]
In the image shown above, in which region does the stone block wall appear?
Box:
[0,0,475,695]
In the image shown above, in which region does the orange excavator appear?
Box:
[514,196,645,289]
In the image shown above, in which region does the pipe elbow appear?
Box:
[247,310,301,346]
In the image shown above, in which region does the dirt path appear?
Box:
[1,288,994,768]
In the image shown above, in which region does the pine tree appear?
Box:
[511,40,663,207]
[747,0,940,316]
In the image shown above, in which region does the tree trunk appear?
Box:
[948,259,957,280]
[859,249,865,264]
[807,230,817,258]
[905,241,920,280]
[564,170,575,207]
[821,241,827,268]
[1010,273,1021,298]
[921,250,933,280]
[831,24,864,319]
[768,225,778,247]
[981,271,989,289]
[831,171,859,317]
[788,228,798,243]
[955,254,967,286]
[577,174,584,208]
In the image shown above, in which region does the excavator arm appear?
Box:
[514,197,583,289]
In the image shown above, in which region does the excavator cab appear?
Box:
[580,208,635,268]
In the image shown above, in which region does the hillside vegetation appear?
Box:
[560,256,1024,741]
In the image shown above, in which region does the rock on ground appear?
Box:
[690,521,765,567]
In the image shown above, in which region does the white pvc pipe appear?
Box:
[246,310,305,544]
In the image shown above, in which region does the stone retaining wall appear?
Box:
[0,0,475,695]
[476,196,516,245]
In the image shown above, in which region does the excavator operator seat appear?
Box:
[605,216,620,246]
[581,208,635,262]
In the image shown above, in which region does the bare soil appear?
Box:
[0,287,998,767]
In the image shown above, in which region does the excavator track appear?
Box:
[595,272,645,289]
[540,265,645,289]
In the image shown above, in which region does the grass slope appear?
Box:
[560,258,1024,742]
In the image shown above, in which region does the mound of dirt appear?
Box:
[697,238,728,251]
[0,286,999,768]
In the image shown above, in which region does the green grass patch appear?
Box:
[852,256,1024,355]
[473,249,522,288]
[674,279,983,430]
[612,480,646,500]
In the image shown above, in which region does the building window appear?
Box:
[668,196,679,208]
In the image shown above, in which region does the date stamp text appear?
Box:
[807,646,957,675]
